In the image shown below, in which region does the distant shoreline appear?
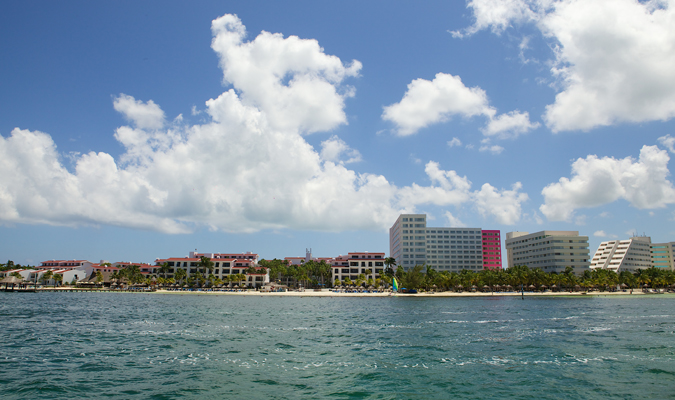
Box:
[7,288,671,298]
[152,289,668,297]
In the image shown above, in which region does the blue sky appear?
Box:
[2,0,675,266]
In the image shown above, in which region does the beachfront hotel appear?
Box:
[330,252,385,283]
[284,249,386,285]
[505,231,590,274]
[154,251,270,288]
[590,236,675,273]
[389,214,501,271]
[650,241,675,270]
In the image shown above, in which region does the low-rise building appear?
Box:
[331,252,385,284]
[155,251,269,288]
[40,260,93,271]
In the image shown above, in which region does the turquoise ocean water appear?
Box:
[1,292,674,399]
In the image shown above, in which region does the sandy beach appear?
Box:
[153,289,665,297]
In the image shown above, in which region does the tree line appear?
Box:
[391,264,675,292]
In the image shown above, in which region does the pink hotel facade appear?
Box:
[482,230,502,270]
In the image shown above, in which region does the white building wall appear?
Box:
[590,236,652,273]
[390,214,484,272]
[505,230,590,274]
[651,242,675,271]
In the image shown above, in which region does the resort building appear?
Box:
[390,214,499,271]
[191,251,259,263]
[331,252,385,284]
[155,251,269,288]
[650,241,675,271]
[481,230,502,270]
[505,231,590,274]
[40,260,93,271]
[283,249,385,285]
[590,236,652,273]
[590,236,675,273]
[112,262,156,274]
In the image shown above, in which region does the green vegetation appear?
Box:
[392,265,675,292]
[1,260,36,271]
[259,258,332,289]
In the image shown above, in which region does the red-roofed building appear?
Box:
[40,260,93,270]
[284,249,386,285]
[331,252,385,284]
[112,262,156,275]
[155,251,269,288]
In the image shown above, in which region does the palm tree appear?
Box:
[158,262,172,280]
[123,265,143,285]
[174,268,187,286]
[41,270,53,286]
[193,271,205,287]
[95,270,104,287]
[356,273,366,287]
[53,273,63,287]
[482,269,497,294]
[199,256,214,275]
[384,257,396,276]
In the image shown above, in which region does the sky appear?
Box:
[2,0,675,266]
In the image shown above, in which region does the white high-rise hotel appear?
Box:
[590,235,675,273]
[505,231,590,274]
[389,214,501,271]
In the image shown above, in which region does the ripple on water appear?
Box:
[1,293,674,399]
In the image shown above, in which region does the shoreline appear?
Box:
[152,289,667,297]
[7,287,671,298]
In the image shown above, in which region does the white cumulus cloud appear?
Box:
[540,145,675,221]
[479,139,505,155]
[474,182,529,224]
[483,110,540,138]
[320,135,362,164]
[447,137,462,147]
[113,94,166,130]
[382,73,493,136]
[0,14,528,234]
[382,72,539,138]
[456,0,675,132]
[452,0,538,37]
[210,13,361,134]
[659,134,675,154]
[445,211,466,227]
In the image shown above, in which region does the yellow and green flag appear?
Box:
[392,277,398,292]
